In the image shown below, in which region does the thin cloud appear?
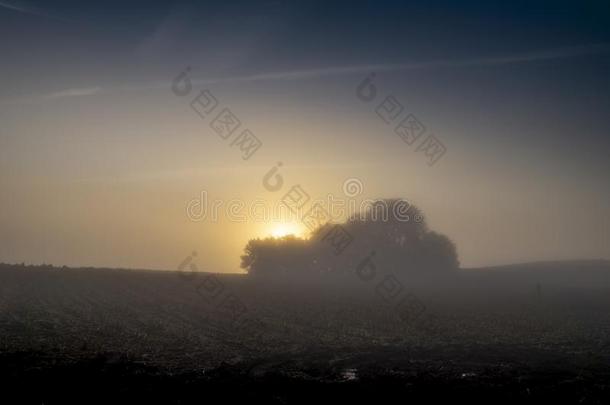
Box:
[189,43,610,85]
[1,86,103,105]
[4,43,609,105]
[0,0,68,21]
[0,1,29,13]
[43,87,103,100]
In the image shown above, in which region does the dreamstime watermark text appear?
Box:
[187,181,422,225]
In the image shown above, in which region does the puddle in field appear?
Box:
[341,368,358,381]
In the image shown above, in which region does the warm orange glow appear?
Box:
[270,222,305,238]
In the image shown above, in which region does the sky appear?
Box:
[1,0,609,271]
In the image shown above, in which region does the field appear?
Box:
[1,262,610,403]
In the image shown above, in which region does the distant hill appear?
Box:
[465,259,610,272]
[2,259,609,290]
[458,259,610,290]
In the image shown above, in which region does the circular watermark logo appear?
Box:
[342,178,363,197]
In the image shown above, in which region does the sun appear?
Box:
[270,222,304,238]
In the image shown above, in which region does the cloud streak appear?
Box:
[4,43,609,105]
[1,86,103,106]
[0,0,68,21]
[42,87,103,100]
[188,43,610,85]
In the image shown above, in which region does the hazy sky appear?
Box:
[1,0,609,271]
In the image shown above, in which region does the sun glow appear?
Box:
[270,222,304,238]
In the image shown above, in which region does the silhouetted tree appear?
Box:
[240,199,459,279]
[241,235,311,277]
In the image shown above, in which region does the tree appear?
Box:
[241,235,310,277]
[240,198,459,279]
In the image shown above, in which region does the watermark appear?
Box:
[172,67,263,160]
[260,163,355,254]
[171,67,426,326]
[171,66,352,265]
[356,72,447,166]
[342,178,363,197]
[185,189,421,225]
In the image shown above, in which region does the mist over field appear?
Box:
[2,0,610,403]
[2,259,610,403]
